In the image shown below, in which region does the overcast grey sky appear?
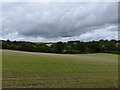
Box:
[1,2,118,42]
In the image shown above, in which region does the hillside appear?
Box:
[3,50,118,88]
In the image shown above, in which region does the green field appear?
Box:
[2,50,118,88]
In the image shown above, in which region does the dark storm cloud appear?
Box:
[2,2,118,41]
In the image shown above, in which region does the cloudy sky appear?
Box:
[1,2,118,42]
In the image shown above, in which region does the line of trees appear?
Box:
[1,39,120,54]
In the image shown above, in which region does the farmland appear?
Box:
[2,50,118,88]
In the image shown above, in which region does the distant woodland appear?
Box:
[1,39,120,54]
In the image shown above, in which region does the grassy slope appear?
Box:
[0,50,2,88]
[2,50,118,88]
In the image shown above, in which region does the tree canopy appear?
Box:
[1,39,120,54]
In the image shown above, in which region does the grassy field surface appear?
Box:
[2,50,118,88]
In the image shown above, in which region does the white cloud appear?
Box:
[1,2,118,42]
